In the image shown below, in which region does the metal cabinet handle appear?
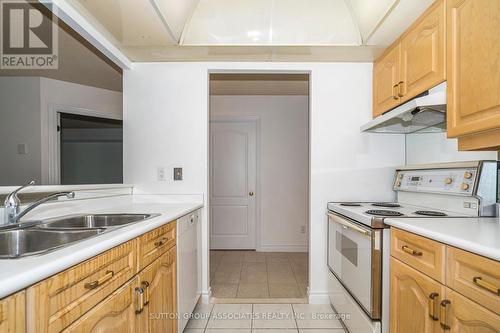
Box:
[402,245,423,256]
[473,276,500,295]
[84,270,115,290]
[327,213,371,237]
[135,287,144,314]
[428,292,439,321]
[141,281,150,305]
[440,299,450,330]
[154,237,169,247]
[397,81,404,97]
[393,84,400,100]
[249,191,254,196]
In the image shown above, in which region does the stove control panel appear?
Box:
[394,168,477,195]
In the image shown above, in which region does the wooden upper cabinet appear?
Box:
[400,0,446,101]
[390,257,445,333]
[373,43,401,117]
[447,0,500,138]
[0,291,25,333]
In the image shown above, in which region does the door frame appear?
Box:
[46,104,122,185]
[209,115,262,251]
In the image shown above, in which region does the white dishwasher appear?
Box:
[177,210,200,332]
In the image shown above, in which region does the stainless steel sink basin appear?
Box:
[36,214,156,230]
[0,229,104,259]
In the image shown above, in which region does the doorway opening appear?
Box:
[209,73,310,302]
[59,112,123,184]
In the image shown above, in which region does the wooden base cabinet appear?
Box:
[137,246,177,333]
[390,257,444,333]
[0,291,25,333]
[63,277,141,333]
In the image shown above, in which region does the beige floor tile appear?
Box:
[186,303,213,329]
[213,263,242,284]
[208,304,253,329]
[269,283,302,298]
[266,252,290,263]
[206,330,252,333]
[298,284,308,298]
[293,268,308,285]
[221,251,246,263]
[237,283,269,298]
[183,329,205,333]
[267,263,296,283]
[240,263,268,284]
[252,328,298,333]
[298,330,345,333]
[252,304,297,329]
[292,304,343,329]
[243,251,266,263]
[212,284,239,298]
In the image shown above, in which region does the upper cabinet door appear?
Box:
[400,0,446,102]
[447,0,500,138]
[373,43,401,117]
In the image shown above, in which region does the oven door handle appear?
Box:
[327,213,372,237]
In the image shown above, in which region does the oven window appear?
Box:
[336,231,358,266]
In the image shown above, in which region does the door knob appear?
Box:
[249,192,254,196]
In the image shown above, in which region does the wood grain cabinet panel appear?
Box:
[446,0,500,138]
[391,228,446,284]
[444,288,500,333]
[390,257,445,333]
[400,0,446,101]
[137,246,177,333]
[62,277,141,333]
[373,43,401,117]
[26,240,137,333]
[447,246,500,315]
[0,291,25,333]
[138,221,176,271]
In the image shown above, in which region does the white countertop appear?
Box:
[384,216,500,261]
[0,194,203,299]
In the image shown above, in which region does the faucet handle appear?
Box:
[4,180,35,206]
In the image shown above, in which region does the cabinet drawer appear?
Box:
[138,221,176,271]
[391,228,446,283]
[27,240,137,333]
[447,246,500,314]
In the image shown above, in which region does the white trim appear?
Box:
[200,287,212,304]
[46,104,123,185]
[209,116,261,251]
[308,291,331,304]
[258,244,309,252]
[40,0,131,70]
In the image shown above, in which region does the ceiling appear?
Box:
[65,0,434,62]
[210,73,309,95]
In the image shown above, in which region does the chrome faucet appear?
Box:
[3,181,75,224]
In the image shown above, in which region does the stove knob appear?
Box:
[444,177,453,185]
[464,172,473,179]
[461,183,470,191]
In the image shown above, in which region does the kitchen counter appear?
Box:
[384,216,500,261]
[0,194,203,299]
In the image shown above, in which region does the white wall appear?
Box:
[406,132,496,164]
[210,95,309,252]
[123,62,406,303]
[0,77,42,185]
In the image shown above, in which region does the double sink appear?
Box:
[0,214,158,259]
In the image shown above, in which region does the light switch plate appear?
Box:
[157,167,166,181]
[17,143,28,155]
[174,167,183,181]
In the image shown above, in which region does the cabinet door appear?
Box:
[400,0,446,101]
[0,291,25,333]
[373,43,401,117]
[390,257,444,333]
[138,246,177,333]
[447,0,500,138]
[63,277,141,333]
[444,288,500,333]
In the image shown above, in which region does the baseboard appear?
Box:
[200,288,212,304]
[308,290,330,304]
[257,244,308,252]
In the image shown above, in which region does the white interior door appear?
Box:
[210,119,257,249]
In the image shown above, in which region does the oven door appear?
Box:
[327,212,382,319]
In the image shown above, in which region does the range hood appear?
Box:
[361,82,447,134]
